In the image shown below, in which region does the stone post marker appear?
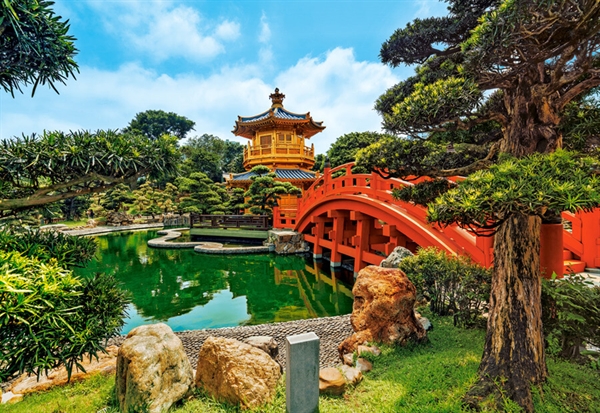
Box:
[286,332,320,413]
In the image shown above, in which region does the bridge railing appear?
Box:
[295,162,600,270]
[296,162,494,266]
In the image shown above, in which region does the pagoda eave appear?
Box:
[233,119,325,139]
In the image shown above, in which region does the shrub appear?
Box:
[542,273,600,359]
[0,250,129,381]
[0,228,97,268]
[399,247,491,327]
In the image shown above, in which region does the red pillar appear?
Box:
[540,223,564,279]
[328,211,346,267]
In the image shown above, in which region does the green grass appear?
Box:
[3,313,599,413]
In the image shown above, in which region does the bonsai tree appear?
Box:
[357,1,600,411]
[176,172,229,214]
[243,165,301,216]
[226,187,246,215]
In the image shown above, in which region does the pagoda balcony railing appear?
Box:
[243,144,314,164]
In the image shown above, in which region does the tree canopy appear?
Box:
[376,0,600,159]
[0,130,179,214]
[180,134,244,181]
[124,110,195,140]
[358,1,600,411]
[327,131,393,173]
[0,0,78,96]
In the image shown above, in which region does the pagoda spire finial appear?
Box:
[269,87,285,108]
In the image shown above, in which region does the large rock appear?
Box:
[319,367,346,395]
[106,211,133,226]
[380,246,414,268]
[8,346,119,396]
[116,323,193,413]
[195,336,281,409]
[339,266,427,357]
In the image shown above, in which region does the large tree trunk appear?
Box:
[500,69,562,157]
[466,215,547,412]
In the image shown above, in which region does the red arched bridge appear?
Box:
[273,163,600,277]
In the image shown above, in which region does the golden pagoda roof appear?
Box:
[232,88,326,139]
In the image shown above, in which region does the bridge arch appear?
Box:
[292,164,493,275]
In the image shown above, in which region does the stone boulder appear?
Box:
[106,211,133,226]
[380,246,414,268]
[339,266,427,357]
[242,336,278,359]
[242,336,282,373]
[340,365,363,386]
[318,367,346,395]
[195,336,281,410]
[116,323,193,413]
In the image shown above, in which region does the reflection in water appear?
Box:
[74,230,353,334]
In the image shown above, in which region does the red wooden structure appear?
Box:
[273,162,600,277]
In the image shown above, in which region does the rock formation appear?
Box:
[116,323,193,413]
[339,266,427,357]
[195,336,281,409]
[380,246,414,268]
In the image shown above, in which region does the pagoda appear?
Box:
[227,88,325,192]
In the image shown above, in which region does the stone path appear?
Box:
[110,315,353,370]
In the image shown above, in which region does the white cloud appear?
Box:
[0,48,398,155]
[259,13,271,43]
[87,1,237,62]
[215,20,241,41]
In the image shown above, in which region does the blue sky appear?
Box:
[0,0,447,154]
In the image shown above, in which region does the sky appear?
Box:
[0,0,448,155]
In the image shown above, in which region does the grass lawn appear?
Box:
[3,313,599,413]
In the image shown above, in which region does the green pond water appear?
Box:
[73,230,354,334]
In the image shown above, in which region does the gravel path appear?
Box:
[111,315,353,369]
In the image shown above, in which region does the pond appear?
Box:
[73,230,354,334]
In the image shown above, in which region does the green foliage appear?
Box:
[392,179,457,207]
[100,184,135,212]
[356,136,491,179]
[327,132,391,173]
[0,228,97,268]
[226,187,246,215]
[542,274,600,359]
[0,130,180,213]
[243,165,301,216]
[0,0,78,96]
[0,250,129,382]
[312,153,326,173]
[180,134,245,181]
[129,182,177,216]
[123,109,195,140]
[61,195,92,221]
[176,172,228,214]
[399,247,491,328]
[428,150,600,230]
[561,91,600,152]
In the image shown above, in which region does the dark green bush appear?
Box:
[0,250,129,381]
[399,247,491,328]
[0,228,97,268]
[542,273,600,359]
